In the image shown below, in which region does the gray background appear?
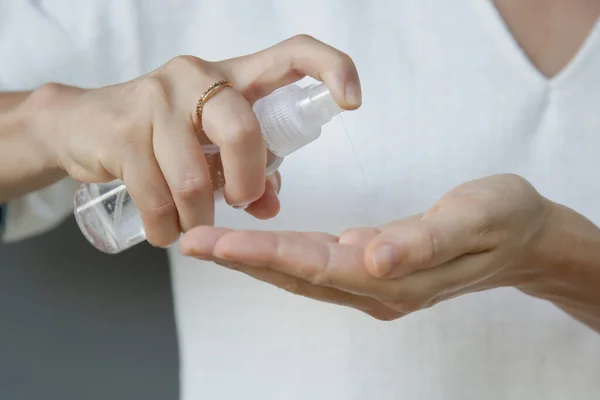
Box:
[0,217,179,399]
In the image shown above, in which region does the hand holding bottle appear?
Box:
[28,35,362,249]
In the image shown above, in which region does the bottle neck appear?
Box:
[252,82,343,157]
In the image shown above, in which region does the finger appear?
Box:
[121,152,180,248]
[153,110,215,231]
[365,209,495,279]
[219,34,362,108]
[339,227,381,247]
[244,173,281,220]
[204,230,399,298]
[179,226,233,258]
[180,227,337,259]
[200,84,267,208]
[216,261,392,317]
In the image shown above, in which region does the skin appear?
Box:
[180,1,600,331]
[180,174,600,332]
[0,35,361,247]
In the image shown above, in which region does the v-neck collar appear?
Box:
[473,0,600,88]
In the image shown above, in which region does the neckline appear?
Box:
[473,0,600,87]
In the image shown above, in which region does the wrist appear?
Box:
[25,83,78,175]
[520,199,600,304]
[0,85,73,200]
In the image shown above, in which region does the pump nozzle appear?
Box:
[253,82,342,157]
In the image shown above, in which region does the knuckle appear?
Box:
[164,55,207,74]
[174,177,211,202]
[284,34,355,70]
[146,197,177,220]
[136,77,169,106]
[220,114,261,149]
[502,173,529,186]
[31,82,68,110]
[419,223,440,265]
[469,207,493,236]
[333,51,356,70]
[287,33,318,47]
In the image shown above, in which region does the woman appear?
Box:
[2,0,599,398]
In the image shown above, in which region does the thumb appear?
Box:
[364,208,493,279]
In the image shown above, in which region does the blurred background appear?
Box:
[0,216,179,399]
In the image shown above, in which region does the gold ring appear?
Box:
[195,79,233,130]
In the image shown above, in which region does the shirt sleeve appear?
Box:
[1,178,79,243]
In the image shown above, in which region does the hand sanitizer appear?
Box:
[74,82,343,254]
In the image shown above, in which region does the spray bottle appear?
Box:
[74,82,343,254]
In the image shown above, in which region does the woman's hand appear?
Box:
[26,35,361,247]
[180,174,600,327]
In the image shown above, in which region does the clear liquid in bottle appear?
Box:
[74,145,282,254]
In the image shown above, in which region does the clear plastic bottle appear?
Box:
[74,82,344,254]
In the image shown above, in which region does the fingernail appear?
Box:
[371,245,398,277]
[232,202,250,210]
[267,175,280,194]
[345,82,362,107]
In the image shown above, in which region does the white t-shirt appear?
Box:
[2,1,600,399]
